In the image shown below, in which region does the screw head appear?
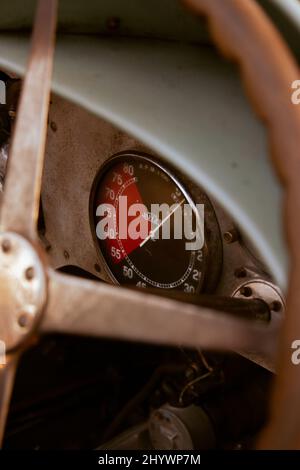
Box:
[2,239,11,253]
[223,229,239,244]
[270,301,282,312]
[25,266,35,280]
[240,286,252,297]
[18,312,30,328]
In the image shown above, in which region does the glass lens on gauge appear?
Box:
[92,154,206,293]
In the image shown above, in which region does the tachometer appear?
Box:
[91,153,220,293]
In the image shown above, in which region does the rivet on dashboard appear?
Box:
[223,229,239,244]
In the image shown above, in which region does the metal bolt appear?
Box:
[2,239,11,253]
[25,266,35,280]
[240,286,252,297]
[18,312,30,328]
[223,229,239,244]
[270,301,282,312]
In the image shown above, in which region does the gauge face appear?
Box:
[92,154,207,293]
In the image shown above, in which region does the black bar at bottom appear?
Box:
[0,450,299,468]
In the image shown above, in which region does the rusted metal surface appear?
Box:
[43,95,276,302]
[41,94,279,369]
[42,268,279,356]
[43,94,150,277]
[133,289,271,323]
[0,0,57,240]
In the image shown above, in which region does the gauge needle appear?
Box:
[139,199,185,248]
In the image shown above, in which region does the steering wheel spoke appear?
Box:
[0,0,57,240]
[41,269,279,362]
[0,354,19,447]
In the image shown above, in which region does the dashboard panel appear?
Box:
[40,94,284,373]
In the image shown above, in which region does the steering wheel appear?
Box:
[0,0,299,449]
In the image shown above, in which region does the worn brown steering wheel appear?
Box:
[0,0,300,449]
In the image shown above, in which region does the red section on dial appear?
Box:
[95,162,151,263]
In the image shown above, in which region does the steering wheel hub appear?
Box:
[0,232,46,351]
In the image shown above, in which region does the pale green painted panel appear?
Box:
[0,34,287,288]
[0,0,209,42]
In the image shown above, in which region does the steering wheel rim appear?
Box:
[0,0,299,449]
[184,0,300,448]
